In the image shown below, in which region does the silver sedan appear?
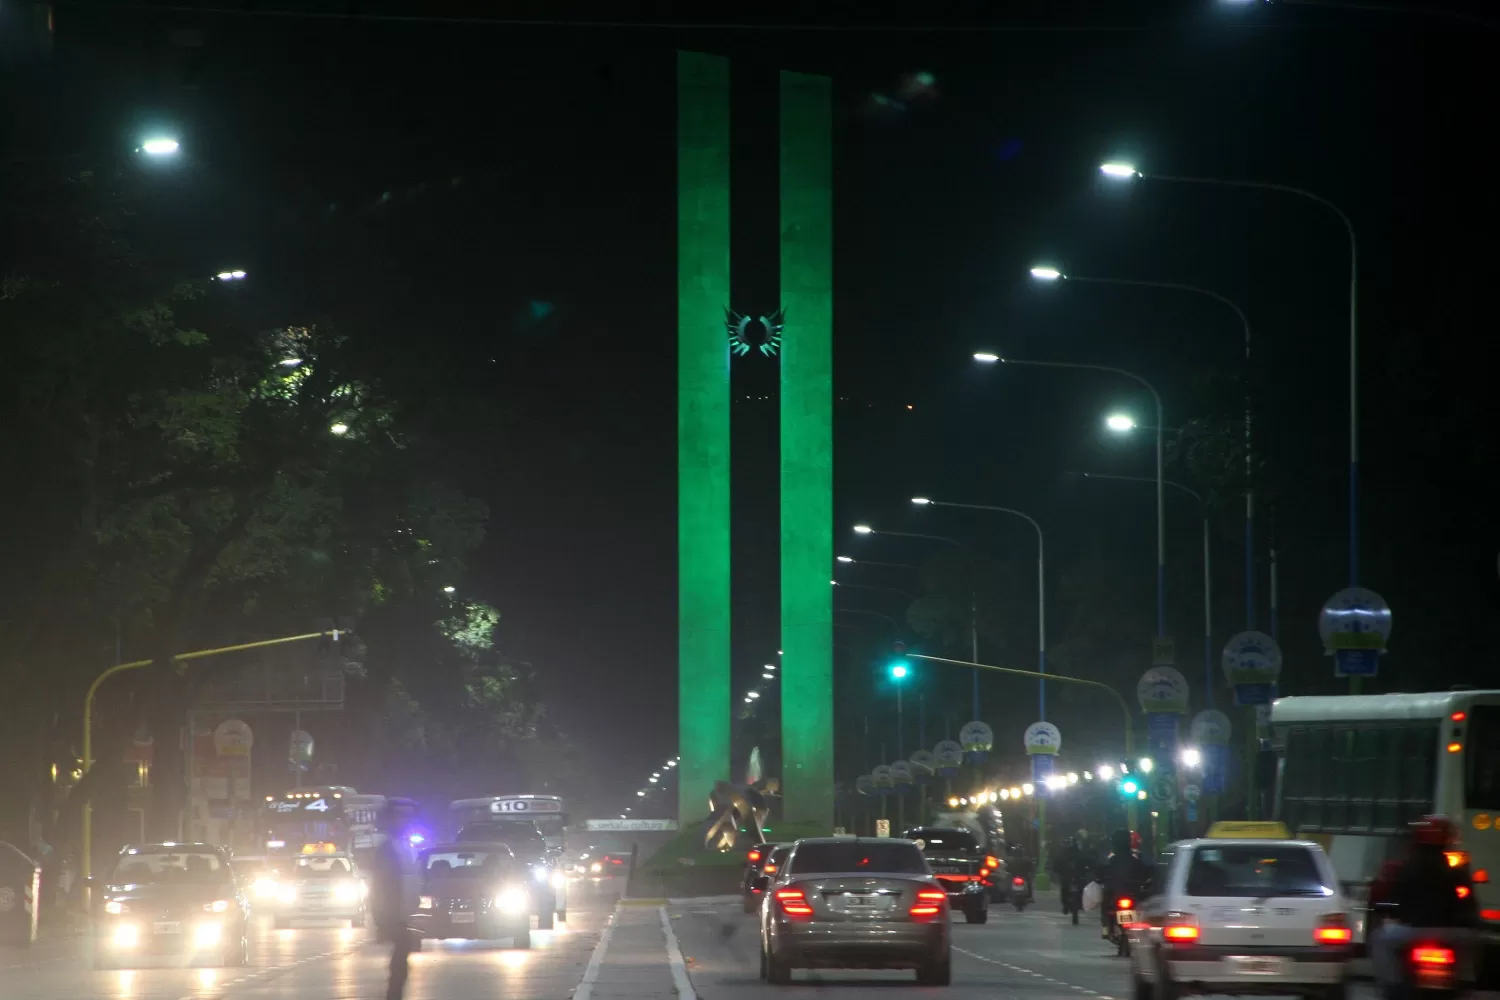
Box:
[759,837,952,986]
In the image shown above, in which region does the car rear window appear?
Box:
[1185,845,1331,898]
[908,829,978,853]
[788,842,928,875]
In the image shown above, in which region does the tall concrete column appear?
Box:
[676,51,733,826]
[778,70,835,829]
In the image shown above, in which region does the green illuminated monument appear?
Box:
[676,55,835,830]
[677,51,733,825]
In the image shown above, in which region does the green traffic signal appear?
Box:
[889,662,909,681]
[1119,778,1140,797]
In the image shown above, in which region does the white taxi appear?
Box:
[1126,822,1353,1000]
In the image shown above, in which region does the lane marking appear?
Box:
[954,945,1116,1000]
[572,907,617,1000]
[658,905,697,1000]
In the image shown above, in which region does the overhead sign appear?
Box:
[875,818,891,838]
[584,819,678,832]
[1152,636,1176,667]
[932,740,963,776]
[1319,587,1392,653]
[1222,630,1282,703]
[1023,721,1061,755]
[871,765,894,789]
[213,719,252,757]
[489,796,564,815]
[908,749,937,778]
[889,761,914,786]
[288,730,314,763]
[959,721,993,754]
[1189,710,1232,746]
[1137,666,1190,714]
[855,774,875,796]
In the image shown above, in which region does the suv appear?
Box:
[456,822,565,927]
[905,827,993,923]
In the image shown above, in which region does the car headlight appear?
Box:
[550,871,565,890]
[590,862,602,874]
[532,866,551,884]
[193,921,222,947]
[333,881,361,904]
[104,900,127,915]
[252,877,279,898]
[276,886,297,905]
[494,886,530,916]
[418,895,435,910]
[111,923,140,949]
[204,899,230,913]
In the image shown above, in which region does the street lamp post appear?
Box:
[1031,268,1256,630]
[911,498,1048,719]
[851,526,982,719]
[974,353,1166,637]
[1099,162,1360,599]
[1083,473,1213,706]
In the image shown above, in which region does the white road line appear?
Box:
[953,945,1116,1000]
[572,907,616,1000]
[659,905,697,1000]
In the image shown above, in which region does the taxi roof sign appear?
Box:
[300,842,339,854]
[1207,821,1290,840]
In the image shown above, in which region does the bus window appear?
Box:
[1465,706,1500,811]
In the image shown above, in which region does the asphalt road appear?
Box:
[0,881,619,1000]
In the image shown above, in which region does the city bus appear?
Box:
[261,787,359,859]
[1270,690,1500,943]
[448,795,568,855]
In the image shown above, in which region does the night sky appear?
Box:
[5,1,1495,818]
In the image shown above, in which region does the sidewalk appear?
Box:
[578,903,696,1000]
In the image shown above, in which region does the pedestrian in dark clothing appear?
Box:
[369,805,416,1000]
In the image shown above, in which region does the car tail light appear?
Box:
[1458,886,1472,899]
[775,888,813,917]
[748,850,762,863]
[1013,876,1025,887]
[1446,851,1469,869]
[985,855,1000,870]
[1315,914,1353,945]
[1412,946,1456,966]
[1474,869,1489,883]
[1163,913,1199,943]
[910,889,947,918]
[979,867,991,877]
[1481,908,1500,922]
[763,864,778,874]
[1116,898,1134,910]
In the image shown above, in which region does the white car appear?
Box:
[1126,822,1353,1000]
[268,851,368,929]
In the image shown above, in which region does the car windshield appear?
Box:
[296,857,354,878]
[457,822,545,851]
[1186,845,1332,898]
[422,849,514,878]
[110,851,225,885]
[788,842,928,875]
[907,829,979,853]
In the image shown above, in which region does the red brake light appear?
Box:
[1315,926,1354,944]
[1482,909,1500,921]
[1457,886,1471,899]
[1117,898,1134,910]
[1446,851,1469,868]
[1452,711,1467,722]
[985,855,1000,869]
[1475,869,1489,883]
[1013,876,1025,886]
[748,850,762,863]
[1413,946,1456,966]
[1164,924,1199,942]
[917,890,947,901]
[775,888,813,917]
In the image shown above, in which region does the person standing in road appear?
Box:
[369,803,416,1000]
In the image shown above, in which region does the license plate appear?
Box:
[839,894,886,912]
[1230,956,1286,976]
[1117,910,1137,926]
[451,912,476,924]
[152,921,182,934]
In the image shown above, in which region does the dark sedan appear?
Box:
[93,844,249,969]
[410,843,534,948]
[905,827,993,923]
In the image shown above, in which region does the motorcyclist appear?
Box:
[1368,816,1478,993]
[369,803,417,1000]
[1096,828,1152,935]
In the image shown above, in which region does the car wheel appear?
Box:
[1132,974,1151,1000]
[917,955,953,986]
[538,910,555,930]
[513,928,532,950]
[1154,960,1181,1000]
[765,945,792,985]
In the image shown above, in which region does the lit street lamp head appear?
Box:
[1105,413,1138,433]
[853,524,874,535]
[1099,162,1139,179]
[836,555,854,563]
[329,422,350,435]
[139,137,180,156]
[910,497,931,506]
[214,270,247,281]
[973,352,1001,364]
[1029,266,1063,281]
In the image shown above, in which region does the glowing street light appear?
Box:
[973,352,1000,363]
[1138,757,1155,773]
[836,555,854,563]
[139,137,180,156]
[442,585,456,594]
[1022,783,1035,797]
[909,497,932,506]
[853,524,873,535]
[1099,161,1140,179]
[747,691,761,699]
[279,358,303,368]
[1029,266,1063,281]
[1098,764,1115,780]
[330,423,349,435]
[762,672,775,679]
[1180,746,1202,769]
[214,270,247,281]
[1105,413,1138,433]
[1066,772,1079,784]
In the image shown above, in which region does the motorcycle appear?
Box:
[1108,895,1136,957]
[1375,940,1470,1000]
[1011,874,1032,911]
[1059,879,1084,925]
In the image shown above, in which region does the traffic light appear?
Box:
[889,661,909,681]
[1119,777,1140,797]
